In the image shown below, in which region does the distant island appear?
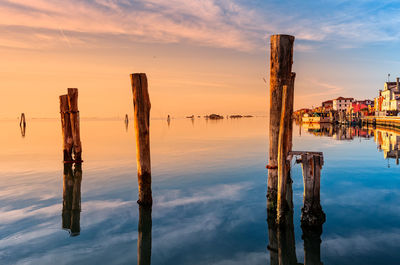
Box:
[183,114,254,120]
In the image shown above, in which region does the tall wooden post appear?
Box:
[138,205,152,265]
[131,73,152,206]
[68,88,82,162]
[268,34,295,211]
[277,76,295,222]
[60,95,73,161]
[301,154,326,226]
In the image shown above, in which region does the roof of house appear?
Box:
[334,97,354,100]
[322,100,333,104]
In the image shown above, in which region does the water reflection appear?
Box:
[138,205,152,265]
[302,224,323,265]
[62,163,82,236]
[267,164,325,265]
[20,123,26,138]
[300,123,400,165]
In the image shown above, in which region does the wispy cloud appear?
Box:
[1,0,400,52]
[1,0,400,54]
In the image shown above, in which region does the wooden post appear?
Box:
[300,153,326,226]
[19,113,26,127]
[125,114,129,131]
[130,73,152,205]
[138,205,152,265]
[68,88,82,162]
[60,95,73,161]
[277,74,296,223]
[267,34,295,211]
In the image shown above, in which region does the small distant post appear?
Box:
[300,153,325,226]
[130,73,152,206]
[20,113,26,127]
[267,34,295,213]
[68,88,82,162]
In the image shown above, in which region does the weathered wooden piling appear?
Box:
[267,34,295,211]
[130,73,152,206]
[277,75,295,222]
[138,205,152,265]
[60,95,73,161]
[300,153,326,226]
[68,88,82,162]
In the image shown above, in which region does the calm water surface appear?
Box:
[1,118,400,265]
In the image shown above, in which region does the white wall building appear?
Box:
[380,80,400,112]
[332,97,354,111]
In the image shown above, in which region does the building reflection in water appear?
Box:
[300,122,400,165]
[267,171,324,265]
[138,205,152,265]
[375,128,400,164]
[62,163,82,236]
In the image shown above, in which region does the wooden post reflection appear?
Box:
[138,205,152,265]
[62,163,82,236]
[20,123,26,137]
[267,180,298,265]
[302,224,323,265]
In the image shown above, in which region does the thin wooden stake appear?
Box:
[131,73,152,205]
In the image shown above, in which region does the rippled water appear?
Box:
[1,118,400,265]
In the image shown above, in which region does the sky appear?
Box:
[2,0,400,118]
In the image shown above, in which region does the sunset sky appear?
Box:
[2,0,400,119]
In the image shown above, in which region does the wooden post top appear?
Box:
[59,94,69,112]
[67,88,79,111]
[270,34,295,39]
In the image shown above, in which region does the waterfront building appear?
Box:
[332,97,354,111]
[352,100,374,114]
[322,100,333,111]
[378,79,400,114]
